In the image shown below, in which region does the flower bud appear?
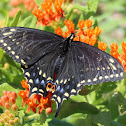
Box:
[45,107,52,114]
[4,110,10,115]
[9,113,15,119]
[4,103,11,109]
[9,97,16,104]
[11,104,18,111]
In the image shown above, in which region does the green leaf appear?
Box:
[87,0,99,13]
[0,48,4,62]
[62,113,87,126]
[34,0,42,8]
[58,101,99,119]
[29,16,37,28]
[91,110,111,126]
[18,16,32,27]
[4,14,9,27]
[48,119,73,126]
[19,110,25,125]
[10,10,22,26]
[0,83,19,96]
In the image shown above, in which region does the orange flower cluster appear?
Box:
[19,80,53,114]
[55,19,104,47]
[0,91,19,125]
[0,90,18,110]
[9,0,38,17]
[98,41,107,51]
[110,42,126,72]
[0,110,19,126]
[33,0,65,27]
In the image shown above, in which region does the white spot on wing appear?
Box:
[64,79,67,84]
[3,32,12,36]
[11,51,15,55]
[110,63,117,71]
[60,79,63,83]
[25,72,30,77]
[7,47,11,50]
[39,70,42,75]
[56,80,59,84]
[77,83,81,87]
[43,73,46,78]
[15,55,19,59]
[47,77,52,80]
[120,72,124,77]
[99,76,103,80]
[110,74,114,78]
[29,79,33,83]
[81,80,85,83]
[115,74,119,77]
[21,59,26,64]
[71,89,76,93]
[10,29,16,32]
[12,39,16,42]
[0,40,3,43]
[109,58,114,63]
[64,92,69,97]
[39,89,44,93]
[57,96,61,103]
[97,67,100,70]
[32,87,37,92]
[93,78,97,81]
[3,43,7,46]
[105,76,108,79]
[87,79,91,82]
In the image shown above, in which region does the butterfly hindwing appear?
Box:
[52,76,83,117]
[22,63,48,97]
[0,27,64,66]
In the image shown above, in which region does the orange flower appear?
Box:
[55,19,102,47]
[26,98,37,113]
[21,80,29,89]
[19,90,29,107]
[0,91,18,111]
[37,92,53,114]
[19,80,53,114]
[55,27,63,36]
[78,20,85,30]
[33,0,65,27]
[110,42,126,72]
[110,43,120,60]
[98,41,107,51]
[64,19,75,34]
[85,19,93,28]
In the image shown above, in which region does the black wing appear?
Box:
[52,41,125,117]
[0,27,64,97]
[0,27,64,66]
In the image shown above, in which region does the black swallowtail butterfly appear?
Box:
[0,27,125,117]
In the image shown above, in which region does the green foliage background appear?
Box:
[0,0,126,126]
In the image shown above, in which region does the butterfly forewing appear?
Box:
[71,41,125,85]
[0,27,64,66]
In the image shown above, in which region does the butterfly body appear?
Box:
[0,27,125,117]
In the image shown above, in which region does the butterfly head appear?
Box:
[68,33,75,42]
[46,80,57,93]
